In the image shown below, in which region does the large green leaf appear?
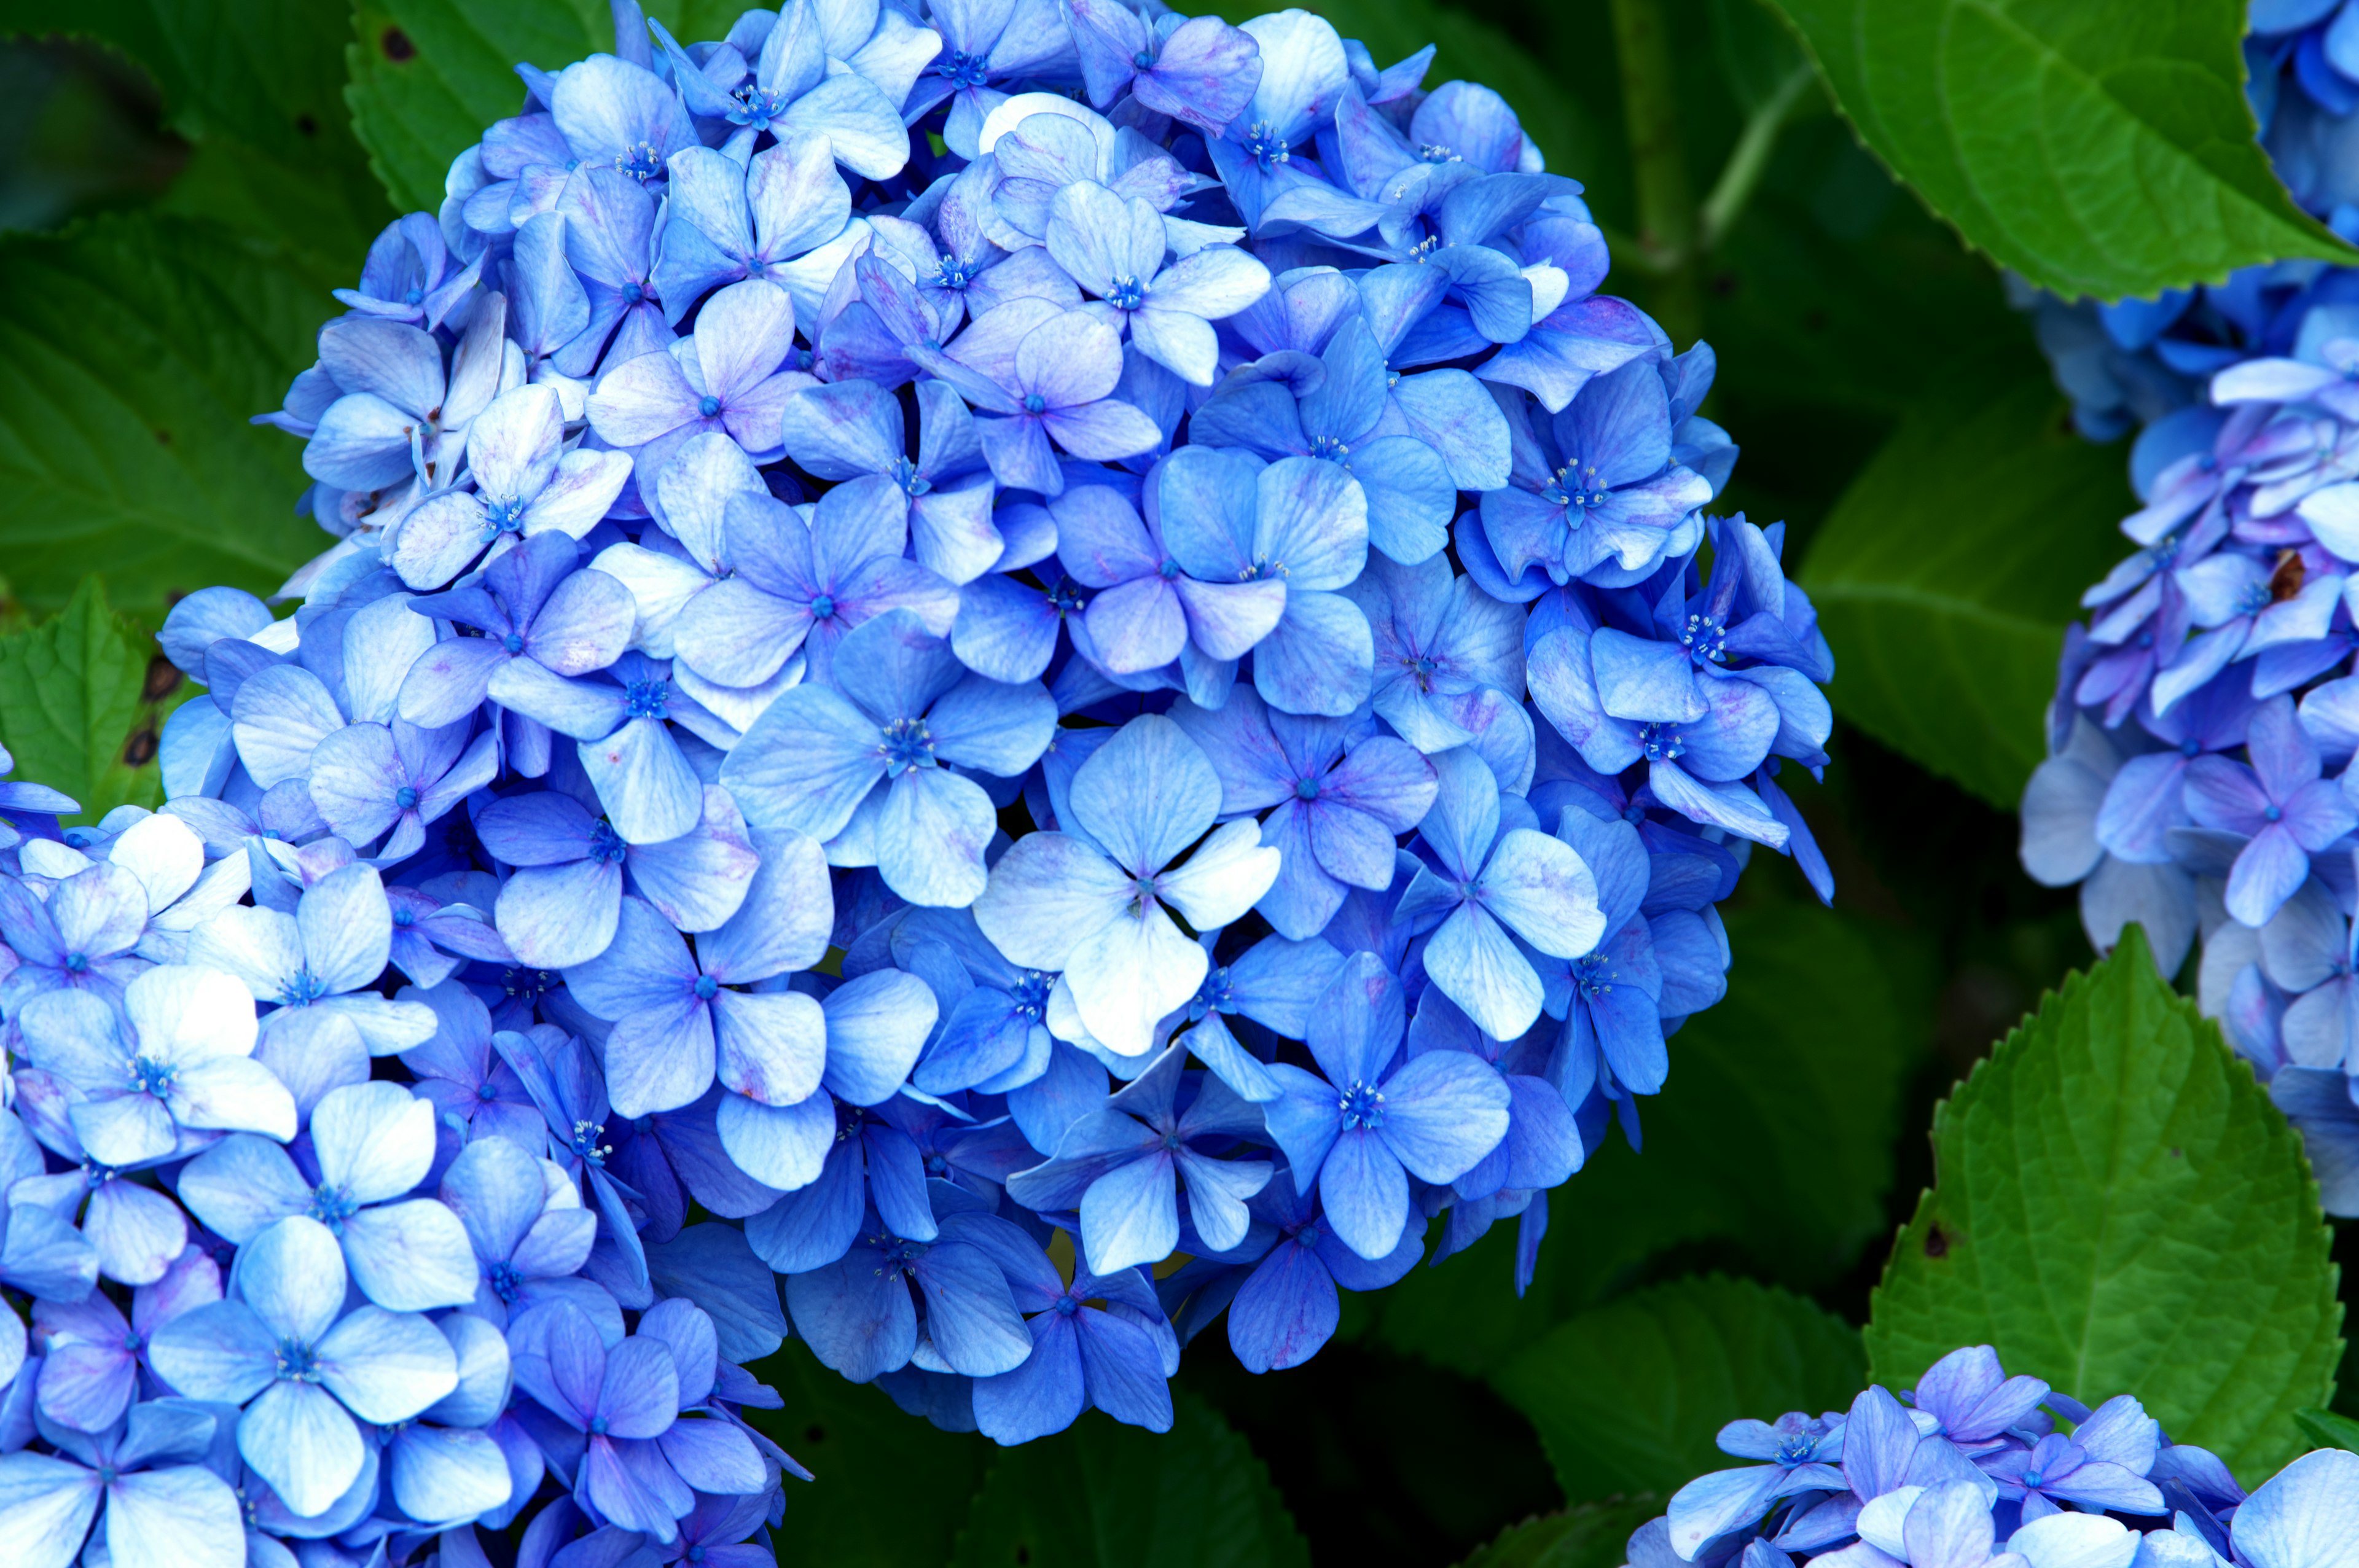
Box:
[1363,893,1929,1379]
[0,575,181,823]
[345,0,753,215]
[0,0,391,286]
[1493,1274,1864,1505]
[952,1394,1308,1568]
[1865,926,2343,1481]
[1455,1497,1664,1568]
[0,211,329,621]
[743,1341,993,1567]
[1759,0,2355,300]
[1796,358,2133,808]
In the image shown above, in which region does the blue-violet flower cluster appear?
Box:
[1626,1341,2352,1568]
[0,4,1839,1556]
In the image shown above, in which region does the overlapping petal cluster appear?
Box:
[0,3,1836,1550]
[2019,295,2359,1216]
[1625,1342,2353,1568]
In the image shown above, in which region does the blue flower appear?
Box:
[508,1298,767,1541]
[1259,952,1510,1260]
[1395,748,1606,1040]
[1065,1,1262,134]
[185,864,436,1115]
[14,965,291,1168]
[172,1080,477,1313]
[146,1214,457,1518]
[973,714,1281,1056]
[720,609,1052,904]
[971,1241,1178,1446]
[783,1207,1033,1383]
[1172,688,1436,938]
[913,305,1164,494]
[1007,1040,1273,1271]
[0,1400,244,1568]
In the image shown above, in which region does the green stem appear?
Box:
[1609,0,1698,338]
[1699,62,1817,252]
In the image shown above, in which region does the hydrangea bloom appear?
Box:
[2021,284,2359,1218]
[1618,1341,2359,1568]
[0,12,1837,1553]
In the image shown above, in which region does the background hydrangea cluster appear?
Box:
[1623,1343,2355,1568]
[2022,5,2359,1219]
[0,0,1838,1559]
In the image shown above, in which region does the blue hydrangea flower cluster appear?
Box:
[2022,6,2359,449]
[1625,1342,2354,1568]
[2019,294,2359,1216]
[0,0,1840,1550]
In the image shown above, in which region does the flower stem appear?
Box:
[1699,61,1817,251]
[1610,0,1699,340]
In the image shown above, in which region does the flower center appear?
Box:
[487,1260,523,1303]
[810,593,837,620]
[1418,142,1460,163]
[127,1054,176,1097]
[1241,120,1289,168]
[280,968,331,1006]
[63,952,88,973]
[614,141,663,182]
[697,394,722,418]
[502,632,526,653]
[1637,723,1684,762]
[694,974,719,1000]
[308,1183,359,1232]
[1337,1079,1386,1130]
[1011,971,1054,1018]
[1023,392,1047,415]
[625,678,671,720]
[1681,613,1727,665]
[589,819,629,865]
[483,495,529,536]
[729,84,789,125]
[1295,777,1321,801]
[394,785,420,809]
[1308,434,1350,461]
[880,716,937,774]
[937,49,992,88]
[1544,464,1611,508]
[1573,952,1618,1000]
[934,256,976,291]
[274,1338,323,1382]
[1106,275,1146,311]
[571,1119,611,1166]
[889,455,932,496]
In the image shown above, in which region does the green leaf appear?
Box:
[1864,926,2344,1482]
[1454,1497,1663,1568]
[951,1393,1309,1568]
[1492,1274,1864,1505]
[0,576,181,823]
[1362,894,1930,1379]
[1758,0,2355,300]
[0,211,330,622]
[743,1341,993,1567]
[2295,1407,2359,1453]
[344,0,760,215]
[346,0,608,216]
[0,0,391,287]
[1795,354,2134,808]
